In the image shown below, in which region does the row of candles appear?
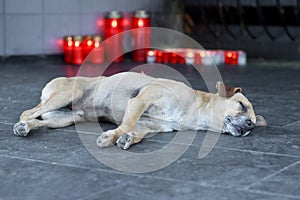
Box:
[62,10,246,66]
[63,36,246,66]
[146,49,247,66]
[63,35,104,65]
[63,10,151,65]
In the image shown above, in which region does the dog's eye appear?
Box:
[238,101,247,112]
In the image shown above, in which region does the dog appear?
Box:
[13,72,266,150]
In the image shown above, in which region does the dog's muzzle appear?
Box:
[223,115,255,137]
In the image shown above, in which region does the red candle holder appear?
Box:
[90,35,104,64]
[83,35,93,59]
[104,11,124,63]
[185,51,195,64]
[146,50,156,63]
[194,50,202,65]
[72,36,83,65]
[63,36,73,64]
[155,50,163,63]
[225,51,239,65]
[169,52,178,64]
[177,51,186,64]
[162,51,171,63]
[132,10,151,63]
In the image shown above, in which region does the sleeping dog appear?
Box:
[13,72,266,149]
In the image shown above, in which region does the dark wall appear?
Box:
[184,0,300,60]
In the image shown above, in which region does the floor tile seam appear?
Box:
[0,98,27,103]
[204,146,300,158]
[0,121,14,125]
[245,189,300,199]
[282,120,300,128]
[0,154,141,178]
[243,160,300,190]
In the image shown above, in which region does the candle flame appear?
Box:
[200,51,206,57]
[111,20,118,28]
[68,41,73,47]
[75,41,80,47]
[87,40,92,46]
[138,19,144,27]
[187,52,194,58]
[148,50,154,56]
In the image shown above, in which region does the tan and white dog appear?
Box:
[13,72,266,149]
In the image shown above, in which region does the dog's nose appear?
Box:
[245,119,255,129]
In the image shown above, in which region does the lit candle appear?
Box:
[104,11,124,63]
[162,51,171,63]
[225,51,239,65]
[170,52,178,64]
[83,35,93,59]
[201,50,213,66]
[185,50,195,65]
[132,10,151,62]
[90,35,104,64]
[147,50,156,63]
[72,36,83,65]
[194,50,202,64]
[63,36,73,64]
[177,50,185,64]
[155,50,163,63]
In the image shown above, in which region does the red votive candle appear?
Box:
[132,10,151,62]
[177,51,186,64]
[83,35,93,59]
[169,52,178,64]
[155,50,163,63]
[63,36,73,64]
[91,35,104,64]
[225,51,239,65]
[72,36,83,65]
[194,50,202,64]
[162,51,171,63]
[147,50,156,63]
[104,11,124,63]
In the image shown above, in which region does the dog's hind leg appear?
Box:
[20,90,83,122]
[14,78,85,136]
[19,77,84,122]
[13,109,85,136]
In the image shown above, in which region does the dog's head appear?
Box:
[213,82,267,137]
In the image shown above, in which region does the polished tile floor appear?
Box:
[0,57,299,200]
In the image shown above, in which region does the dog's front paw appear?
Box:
[116,133,134,150]
[13,121,30,137]
[96,130,116,148]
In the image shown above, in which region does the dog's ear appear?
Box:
[216,81,242,98]
[255,115,267,126]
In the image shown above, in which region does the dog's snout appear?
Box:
[245,119,255,129]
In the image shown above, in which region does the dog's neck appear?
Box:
[194,90,222,108]
[192,90,224,132]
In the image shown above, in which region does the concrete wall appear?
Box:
[0,0,164,56]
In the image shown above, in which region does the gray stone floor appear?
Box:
[0,57,299,200]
